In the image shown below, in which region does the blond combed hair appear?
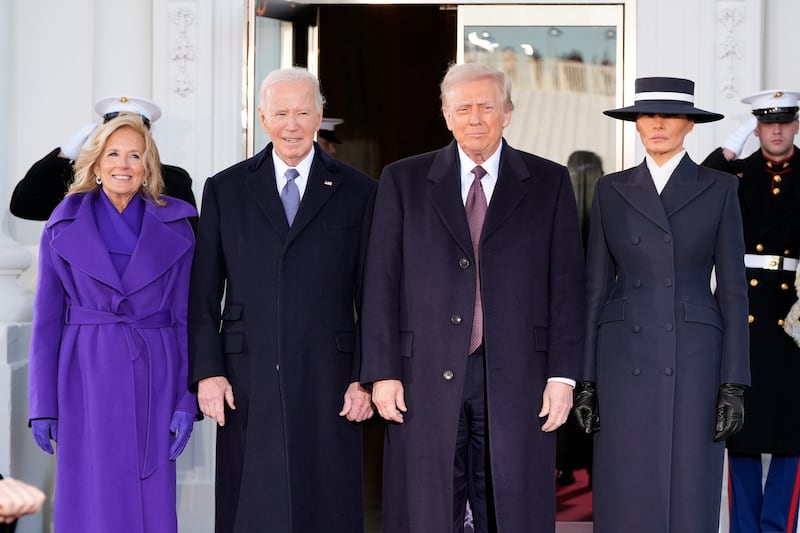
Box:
[70,113,165,206]
[440,63,515,116]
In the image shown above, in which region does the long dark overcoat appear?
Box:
[703,146,800,454]
[360,140,585,533]
[28,191,197,533]
[584,155,750,533]
[188,143,376,533]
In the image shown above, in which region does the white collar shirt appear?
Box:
[645,150,686,195]
[457,144,501,206]
[273,148,315,199]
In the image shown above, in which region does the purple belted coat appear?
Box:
[28,190,197,533]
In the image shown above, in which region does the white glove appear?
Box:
[721,115,758,158]
[59,122,99,160]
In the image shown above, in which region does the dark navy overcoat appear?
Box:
[361,140,585,533]
[188,143,376,533]
[584,155,750,533]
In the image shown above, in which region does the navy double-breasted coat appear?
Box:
[361,140,585,533]
[584,155,750,533]
[188,144,376,533]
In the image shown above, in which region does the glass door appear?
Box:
[458,4,627,175]
[246,0,319,156]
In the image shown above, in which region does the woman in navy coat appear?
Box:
[574,78,750,533]
[28,114,197,533]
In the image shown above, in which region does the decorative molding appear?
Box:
[170,5,196,97]
[716,4,745,99]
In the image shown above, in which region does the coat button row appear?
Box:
[443,370,454,380]
[459,258,470,269]
[451,315,462,325]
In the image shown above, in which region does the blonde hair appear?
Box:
[70,113,165,206]
[440,63,515,115]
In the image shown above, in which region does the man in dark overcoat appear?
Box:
[361,63,585,533]
[703,89,800,533]
[188,68,376,533]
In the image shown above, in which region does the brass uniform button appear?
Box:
[786,250,792,256]
[775,176,783,183]
[778,319,786,326]
[750,279,759,287]
[748,315,755,324]
[773,187,781,195]
[782,283,790,290]
[756,244,764,252]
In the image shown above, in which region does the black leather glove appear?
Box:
[572,381,600,434]
[713,383,745,442]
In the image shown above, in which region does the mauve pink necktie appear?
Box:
[466,165,488,354]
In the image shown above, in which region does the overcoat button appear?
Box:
[633,280,641,288]
[632,368,641,376]
[451,315,462,325]
[664,368,673,376]
[276,364,280,371]
[443,370,454,380]
[663,235,672,243]
[459,258,470,269]
[631,235,641,245]
[665,323,674,332]
[664,278,673,287]
[632,324,641,333]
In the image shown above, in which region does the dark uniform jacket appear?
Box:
[703,146,800,455]
[10,147,196,221]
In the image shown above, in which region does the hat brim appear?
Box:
[604,100,723,123]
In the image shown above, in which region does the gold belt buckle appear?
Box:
[765,255,781,270]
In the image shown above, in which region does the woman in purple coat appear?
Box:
[27,113,198,533]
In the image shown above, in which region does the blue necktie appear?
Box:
[281,168,300,226]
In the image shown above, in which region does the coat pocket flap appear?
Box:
[221,304,243,321]
[683,302,723,330]
[598,299,626,324]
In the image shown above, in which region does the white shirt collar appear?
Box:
[645,150,686,195]
[457,144,502,205]
[272,147,315,198]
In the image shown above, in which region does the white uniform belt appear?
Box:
[744,254,798,271]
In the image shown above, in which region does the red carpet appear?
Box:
[556,468,593,522]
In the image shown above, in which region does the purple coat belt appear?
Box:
[65,305,174,479]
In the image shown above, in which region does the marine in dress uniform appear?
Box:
[702,89,800,533]
[10,95,196,222]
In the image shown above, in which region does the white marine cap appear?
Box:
[741,89,800,123]
[94,95,162,126]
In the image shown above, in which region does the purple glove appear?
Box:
[169,411,195,461]
[30,418,58,455]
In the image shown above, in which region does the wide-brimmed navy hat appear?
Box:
[604,77,724,123]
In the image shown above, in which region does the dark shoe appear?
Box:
[556,470,575,487]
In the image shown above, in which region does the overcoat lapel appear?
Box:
[659,155,713,218]
[612,161,671,232]
[481,142,527,243]
[244,146,290,240]
[50,192,125,294]
[122,201,194,294]
[427,142,473,259]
